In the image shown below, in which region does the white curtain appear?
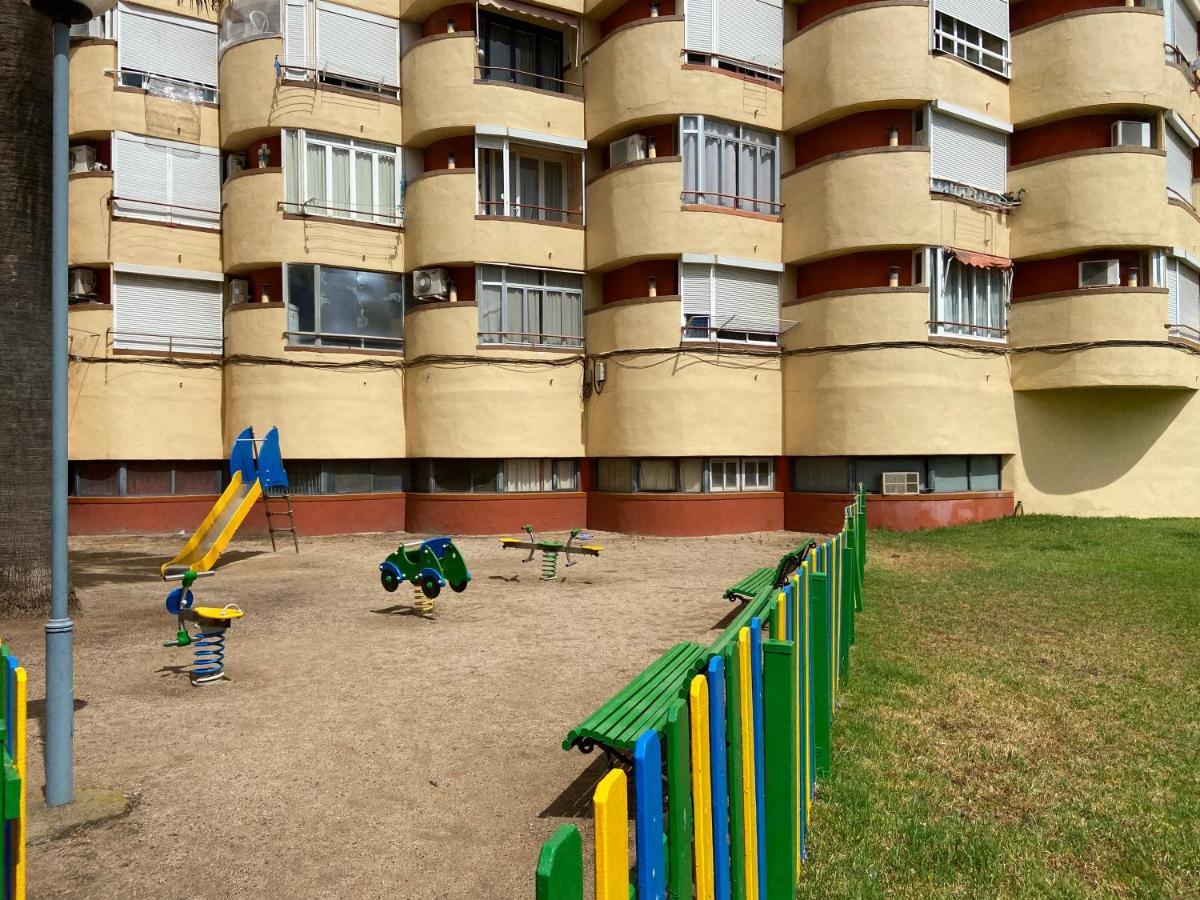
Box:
[305,142,326,208]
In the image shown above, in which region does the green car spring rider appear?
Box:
[378,537,471,613]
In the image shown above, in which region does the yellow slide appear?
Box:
[161,470,264,578]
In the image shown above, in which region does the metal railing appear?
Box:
[110,194,221,228]
[476,199,583,224]
[476,65,582,95]
[277,60,400,96]
[107,328,223,355]
[279,199,402,225]
[285,330,404,350]
[107,67,219,102]
[928,320,1009,338]
[681,323,780,344]
[680,190,783,215]
[479,331,584,348]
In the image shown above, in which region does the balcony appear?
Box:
[68,171,222,271]
[784,2,1010,132]
[221,168,405,272]
[69,40,220,145]
[586,157,782,271]
[67,304,224,460]
[219,37,404,150]
[1008,150,1180,259]
[401,32,584,146]
[782,148,1010,264]
[403,302,584,458]
[404,169,584,270]
[584,297,782,457]
[1011,8,1192,127]
[1009,289,1197,391]
[583,16,782,142]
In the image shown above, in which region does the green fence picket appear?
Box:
[536,824,583,900]
[665,698,694,900]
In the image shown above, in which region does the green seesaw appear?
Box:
[499,525,603,581]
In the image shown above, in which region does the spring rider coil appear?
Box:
[161,570,244,686]
[540,546,560,581]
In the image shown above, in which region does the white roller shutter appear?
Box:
[930,110,1007,194]
[681,263,713,321]
[1174,258,1200,337]
[1171,0,1199,61]
[315,2,398,86]
[714,265,779,333]
[284,0,309,70]
[685,0,714,53]
[113,272,223,354]
[116,3,217,87]
[714,0,783,69]
[932,0,1008,39]
[1167,258,1180,327]
[112,133,220,228]
[1167,121,1195,204]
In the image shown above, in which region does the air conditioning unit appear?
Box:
[225,153,247,181]
[68,268,97,299]
[609,134,648,167]
[1079,259,1120,288]
[229,278,250,305]
[1112,120,1151,148]
[69,145,96,174]
[881,472,920,495]
[70,17,103,39]
[412,267,449,300]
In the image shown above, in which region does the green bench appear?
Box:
[562,641,708,764]
[721,541,816,603]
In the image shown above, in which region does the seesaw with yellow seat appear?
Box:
[499,525,603,581]
[161,570,245,686]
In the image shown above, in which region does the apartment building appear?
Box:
[63,0,1200,537]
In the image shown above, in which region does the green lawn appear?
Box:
[798,516,1200,899]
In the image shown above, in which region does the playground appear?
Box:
[17,528,815,899]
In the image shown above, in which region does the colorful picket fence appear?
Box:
[536,488,867,900]
[0,644,25,900]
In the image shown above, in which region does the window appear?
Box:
[70,461,224,497]
[683,0,784,75]
[112,270,223,354]
[926,247,1010,340]
[709,458,740,492]
[282,0,400,94]
[480,12,566,92]
[502,459,578,491]
[1079,260,1120,288]
[594,458,772,493]
[285,263,404,349]
[275,459,408,495]
[927,105,1010,204]
[792,457,852,494]
[1166,0,1199,67]
[791,456,1002,494]
[218,0,281,56]
[709,458,773,492]
[407,459,577,492]
[1167,255,1200,341]
[111,133,221,229]
[114,3,218,102]
[638,459,678,492]
[1165,113,1198,204]
[597,458,633,493]
[680,259,781,343]
[476,135,584,224]
[681,116,780,214]
[283,130,401,224]
[933,11,1010,77]
[478,265,584,347]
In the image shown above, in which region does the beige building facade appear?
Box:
[63,0,1200,536]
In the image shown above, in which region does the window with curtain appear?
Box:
[681,115,779,214]
[927,248,1009,341]
[638,460,677,492]
[476,138,582,224]
[477,265,584,347]
[283,129,401,224]
[480,12,565,92]
[502,459,578,491]
[285,263,404,349]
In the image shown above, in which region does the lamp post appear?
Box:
[33,0,114,809]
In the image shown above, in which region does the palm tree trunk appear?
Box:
[0,0,55,613]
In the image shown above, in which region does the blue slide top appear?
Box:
[227,426,289,489]
[229,426,257,484]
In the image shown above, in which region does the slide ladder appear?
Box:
[263,488,299,554]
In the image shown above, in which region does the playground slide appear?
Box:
[160,470,264,578]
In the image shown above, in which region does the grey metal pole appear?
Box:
[45,15,74,809]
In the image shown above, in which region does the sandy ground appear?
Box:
[14,528,815,899]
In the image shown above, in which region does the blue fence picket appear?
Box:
[706,656,731,900]
[635,731,666,900]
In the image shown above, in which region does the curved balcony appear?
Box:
[583,16,782,143]
[586,158,782,271]
[403,302,584,457]
[781,287,932,349]
[782,343,1016,457]
[69,40,220,144]
[784,2,1010,132]
[1011,8,1193,128]
[404,169,584,270]
[402,32,584,146]
[223,302,407,458]
[68,171,222,271]
[221,168,405,272]
[584,298,782,457]
[1009,289,1197,391]
[219,37,403,150]
[67,305,224,460]
[1008,150,1178,259]
[782,148,1010,264]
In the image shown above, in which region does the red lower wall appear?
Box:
[587,492,784,536]
[405,492,588,535]
[785,491,1014,533]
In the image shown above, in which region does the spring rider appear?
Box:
[378,537,472,614]
[498,525,603,581]
[161,570,244,685]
